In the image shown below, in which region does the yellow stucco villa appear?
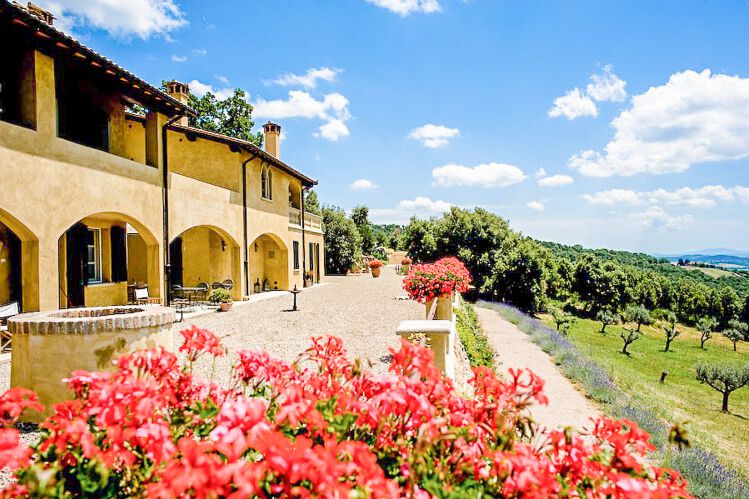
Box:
[0,2,324,313]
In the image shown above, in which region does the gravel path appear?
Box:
[476,305,601,431]
[183,266,424,383]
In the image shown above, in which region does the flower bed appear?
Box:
[0,325,692,497]
[403,256,472,303]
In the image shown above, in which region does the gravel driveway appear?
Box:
[182,266,424,383]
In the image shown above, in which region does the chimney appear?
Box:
[263,122,281,158]
[26,2,54,25]
[165,80,190,126]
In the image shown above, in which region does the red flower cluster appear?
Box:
[0,328,691,498]
[403,256,472,303]
[369,259,384,269]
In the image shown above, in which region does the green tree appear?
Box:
[624,305,651,332]
[696,317,717,349]
[662,319,680,353]
[596,310,619,335]
[695,362,749,412]
[321,207,361,275]
[550,308,574,334]
[351,205,375,255]
[723,320,748,352]
[402,218,438,263]
[485,238,549,313]
[304,189,322,215]
[620,327,641,355]
[187,88,263,145]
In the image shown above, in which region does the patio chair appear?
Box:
[222,279,234,291]
[0,301,19,353]
[171,285,189,308]
[211,282,225,290]
[197,282,210,303]
[134,287,160,305]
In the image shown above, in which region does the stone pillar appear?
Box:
[425,292,454,321]
[396,320,455,379]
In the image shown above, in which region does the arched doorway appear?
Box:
[0,208,39,312]
[169,226,241,301]
[58,213,159,308]
[249,233,289,293]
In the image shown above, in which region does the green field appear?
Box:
[680,264,737,279]
[538,313,749,479]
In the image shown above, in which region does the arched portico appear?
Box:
[0,208,39,312]
[249,233,289,293]
[169,225,242,301]
[57,212,160,308]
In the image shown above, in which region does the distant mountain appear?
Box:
[652,248,749,258]
[660,254,749,270]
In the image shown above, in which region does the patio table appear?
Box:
[180,287,205,307]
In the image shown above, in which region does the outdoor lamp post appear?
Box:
[289,285,301,311]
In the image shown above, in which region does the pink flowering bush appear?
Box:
[0,326,691,497]
[403,256,472,303]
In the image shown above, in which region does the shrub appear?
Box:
[403,257,471,303]
[0,327,693,497]
[551,308,575,334]
[401,257,412,265]
[695,362,749,412]
[208,287,232,304]
[368,259,383,269]
[455,301,495,368]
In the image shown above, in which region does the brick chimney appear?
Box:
[263,122,281,158]
[165,80,190,125]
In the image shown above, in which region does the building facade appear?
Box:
[0,2,324,312]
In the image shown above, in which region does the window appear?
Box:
[261,166,273,200]
[293,241,300,270]
[86,229,102,283]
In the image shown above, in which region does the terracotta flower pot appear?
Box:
[371,267,381,278]
[401,264,410,274]
[219,302,233,312]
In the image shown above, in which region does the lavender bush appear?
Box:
[480,301,749,499]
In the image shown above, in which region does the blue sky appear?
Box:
[42,0,749,253]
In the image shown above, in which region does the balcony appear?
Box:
[289,207,323,232]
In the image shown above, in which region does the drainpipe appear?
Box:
[161,112,184,305]
[241,151,259,297]
[301,186,307,285]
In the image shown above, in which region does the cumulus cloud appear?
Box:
[350,179,378,190]
[534,167,547,179]
[568,69,749,176]
[365,0,441,15]
[253,91,351,142]
[586,65,627,102]
[548,88,597,120]
[631,206,692,231]
[370,197,453,224]
[549,65,627,120]
[582,185,749,208]
[192,48,208,56]
[39,0,186,38]
[268,67,342,89]
[188,80,234,100]
[171,54,187,63]
[526,201,545,212]
[538,174,574,187]
[408,124,460,148]
[432,162,527,188]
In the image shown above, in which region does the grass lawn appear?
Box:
[539,313,749,479]
[681,265,737,278]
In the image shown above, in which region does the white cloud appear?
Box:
[188,80,234,100]
[253,91,351,141]
[192,48,208,56]
[350,179,378,190]
[586,65,627,102]
[538,174,574,187]
[631,206,692,231]
[171,54,187,63]
[526,201,545,212]
[371,197,453,224]
[365,0,441,15]
[268,67,342,89]
[534,167,547,179]
[582,185,749,208]
[548,88,598,120]
[568,69,749,176]
[215,75,229,84]
[408,124,460,148]
[39,0,186,38]
[432,162,527,188]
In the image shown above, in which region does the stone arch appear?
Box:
[249,233,289,293]
[169,225,242,300]
[0,208,39,311]
[57,212,160,308]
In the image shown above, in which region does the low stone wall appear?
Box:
[8,306,175,420]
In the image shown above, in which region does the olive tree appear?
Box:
[551,308,574,335]
[696,317,717,349]
[620,327,641,355]
[596,310,619,335]
[695,362,749,412]
[723,320,748,352]
[624,305,651,332]
[662,312,680,352]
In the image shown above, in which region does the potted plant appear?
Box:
[209,288,233,312]
[369,259,383,278]
[402,257,471,320]
[401,257,412,274]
